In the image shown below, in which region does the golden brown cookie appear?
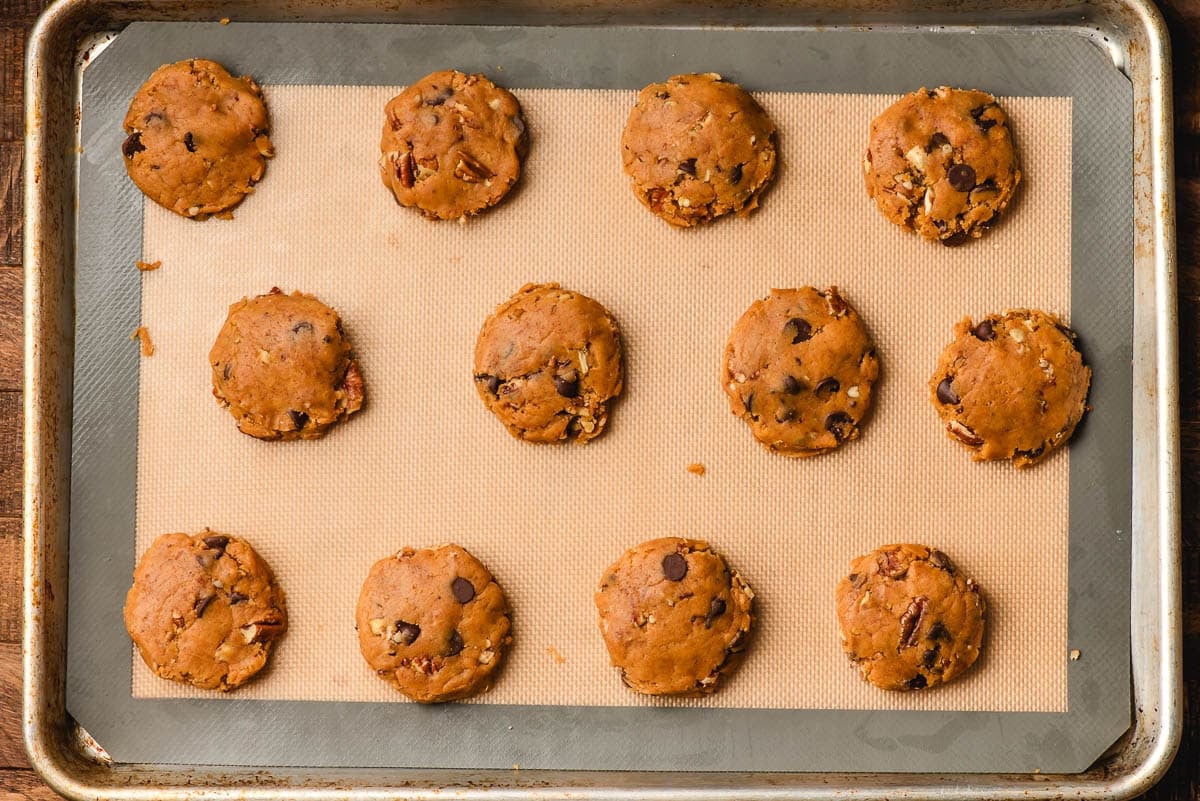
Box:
[356,544,512,703]
[836,544,985,692]
[379,70,528,220]
[122,59,273,219]
[124,530,287,691]
[621,73,777,227]
[930,309,1090,467]
[474,283,623,443]
[864,86,1020,244]
[723,287,880,457]
[595,537,754,696]
[209,288,365,441]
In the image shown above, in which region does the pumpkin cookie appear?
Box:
[474,283,623,443]
[209,288,365,440]
[864,86,1020,244]
[124,530,287,691]
[380,70,528,220]
[122,59,273,219]
[595,537,754,696]
[356,544,512,703]
[836,544,985,691]
[930,309,1090,467]
[621,73,777,226]
[723,287,879,457]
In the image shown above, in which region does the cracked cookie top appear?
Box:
[209,288,365,441]
[621,73,777,227]
[723,287,880,457]
[356,544,512,703]
[124,530,287,691]
[929,309,1090,468]
[122,59,273,219]
[473,283,624,444]
[836,543,985,692]
[864,86,1020,244]
[595,537,754,696]
[379,70,528,221]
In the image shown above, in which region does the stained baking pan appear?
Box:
[23,0,1180,798]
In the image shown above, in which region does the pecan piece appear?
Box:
[898,596,928,648]
[397,152,416,189]
[454,151,493,183]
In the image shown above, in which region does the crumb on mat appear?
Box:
[135,259,161,272]
[1069,649,1081,661]
[545,645,566,664]
[130,326,154,357]
[687,462,706,476]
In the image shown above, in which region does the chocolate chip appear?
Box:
[782,375,803,394]
[922,647,940,669]
[655,91,670,100]
[978,117,997,132]
[936,377,960,405]
[288,410,308,431]
[899,596,928,648]
[947,164,976,192]
[704,597,727,628]
[183,132,195,153]
[927,621,949,640]
[814,378,840,399]
[905,674,928,690]
[292,321,313,335]
[825,412,854,441]
[743,393,755,416]
[446,629,464,656]
[479,374,501,395]
[554,371,580,398]
[395,620,421,645]
[202,535,229,554]
[662,553,688,581]
[849,572,866,588]
[929,550,954,572]
[928,132,950,150]
[222,363,232,381]
[451,577,476,604]
[785,318,813,344]
[426,86,453,106]
[972,319,996,341]
[678,158,697,177]
[194,594,216,618]
[122,132,145,159]
[729,163,744,185]
[941,231,971,247]
[229,591,247,605]
[1015,445,1045,462]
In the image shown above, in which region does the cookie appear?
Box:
[380,70,528,220]
[124,530,287,691]
[836,544,985,691]
[595,537,754,696]
[209,288,365,440]
[474,283,623,443]
[122,59,273,219]
[864,86,1020,244]
[621,73,777,227]
[356,544,512,703]
[929,309,1090,467]
[722,287,879,457]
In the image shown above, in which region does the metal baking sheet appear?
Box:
[24,1,1180,799]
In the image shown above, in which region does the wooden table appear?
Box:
[0,3,1196,799]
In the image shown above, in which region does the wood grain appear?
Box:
[0,643,27,771]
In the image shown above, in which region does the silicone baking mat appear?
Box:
[66,22,1133,773]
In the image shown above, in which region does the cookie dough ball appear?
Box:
[356,544,512,703]
[723,287,879,457]
[930,309,1090,467]
[380,70,528,220]
[124,530,287,691]
[209,288,365,441]
[595,537,754,696]
[864,86,1020,244]
[474,283,623,443]
[122,59,273,219]
[836,544,985,691]
[621,73,777,227]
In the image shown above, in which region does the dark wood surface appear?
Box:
[0,2,1197,798]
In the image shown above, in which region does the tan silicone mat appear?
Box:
[133,87,1071,712]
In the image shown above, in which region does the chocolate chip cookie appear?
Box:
[621,73,777,227]
[930,309,1090,467]
[209,288,365,441]
[124,530,287,691]
[864,87,1020,244]
[380,70,528,220]
[474,283,623,443]
[723,287,879,457]
[122,59,273,219]
[595,537,754,696]
[836,544,985,692]
[356,544,512,703]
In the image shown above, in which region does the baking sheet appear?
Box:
[67,22,1132,773]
